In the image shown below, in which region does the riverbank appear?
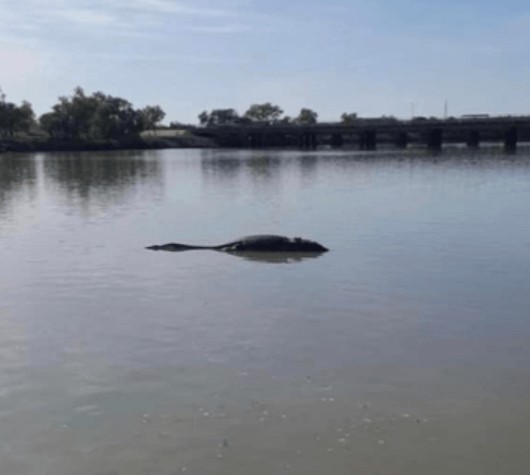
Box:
[0,134,216,154]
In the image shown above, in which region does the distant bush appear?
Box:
[39,87,165,141]
[0,88,36,137]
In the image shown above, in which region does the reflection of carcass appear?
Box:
[146,235,329,256]
[227,251,325,264]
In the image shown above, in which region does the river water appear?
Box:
[0,148,529,475]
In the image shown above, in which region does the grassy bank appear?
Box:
[0,132,216,154]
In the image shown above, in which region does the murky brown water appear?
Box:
[1,148,530,475]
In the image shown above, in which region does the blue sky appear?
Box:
[1,0,530,123]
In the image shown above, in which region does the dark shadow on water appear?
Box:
[43,150,163,207]
[146,246,326,264]
[225,251,326,264]
[0,154,38,216]
[200,153,282,185]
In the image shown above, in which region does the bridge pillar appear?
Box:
[358,133,366,150]
[427,128,443,150]
[269,133,287,147]
[467,130,480,148]
[395,132,409,149]
[504,127,518,151]
[249,132,263,148]
[331,133,343,147]
[310,132,318,149]
[300,132,317,149]
[359,131,376,150]
[366,130,376,150]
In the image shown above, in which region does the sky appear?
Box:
[1,0,530,124]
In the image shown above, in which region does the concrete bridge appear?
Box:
[191,116,530,151]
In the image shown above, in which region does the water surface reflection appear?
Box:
[42,151,163,208]
[0,154,38,230]
[1,148,530,475]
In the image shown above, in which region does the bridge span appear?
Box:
[191,116,530,151]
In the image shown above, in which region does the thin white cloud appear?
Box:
[0,0,257,40]
[178,24,251,34]
[126,0,237,17]
[52,8,123,27]
[86,51,249,65]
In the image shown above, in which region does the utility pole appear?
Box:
[444,99,448,119]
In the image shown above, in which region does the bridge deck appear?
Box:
[191,117,530,150]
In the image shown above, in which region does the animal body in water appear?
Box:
[146,235,328,253]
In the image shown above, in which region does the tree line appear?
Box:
[0,87,165,141]
[41,88,165,140]
[0,88,35,137]
[197,104,362,127]
[1,86,363,141]
[197,103,320,126]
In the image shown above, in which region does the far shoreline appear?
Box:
[0,134,216,154]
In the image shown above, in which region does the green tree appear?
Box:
[341,112,358,124]
[0,102,15,136]
[198,111,209,125]
[46,87,99,139]
[39,87,163,141]
[294,108,318,125]
[94,95,143,139]
[40,112,61,138]
[0,89,35,136]
[244,103,283,122]
[11,101,35,134]
[141,105,166,132]
[201,109,240,126]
